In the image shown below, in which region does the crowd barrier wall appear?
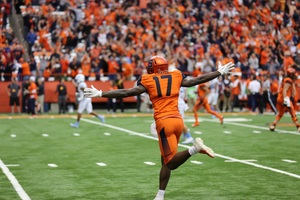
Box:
[0,81,137,113]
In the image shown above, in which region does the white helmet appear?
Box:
[75,73,85,83]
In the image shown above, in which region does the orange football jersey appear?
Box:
[278,77,294,101]
[138,70,185,121]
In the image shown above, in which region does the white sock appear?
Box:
[188,146,198,155]
[156,190,165,197]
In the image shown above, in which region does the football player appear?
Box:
[70,73,105,128]
[192,82,224,127]
[84,56,234,200]
[270,68,300,132]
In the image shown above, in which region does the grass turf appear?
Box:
[0,112,300,200]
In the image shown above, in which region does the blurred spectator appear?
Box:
[20,58,31,81]
[7,77,21,114]
[27,76,37,115]
[26,28,37,54]
[56,77,68,114]
[121,57,133,81]
[36,77,44,114]
[248,74,262,114]
[114,73,125,112]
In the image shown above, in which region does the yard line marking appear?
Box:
[79,117,300,179]
[200,118,300,135]
[190,160,203,165]
[144,161,156,166]
[0,159,31,200]
[217,154,300,179]
[282,159,297,163]
[225,159,257,162]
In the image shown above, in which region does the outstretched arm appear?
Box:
[182,62,235,87]
[84,84,147,98]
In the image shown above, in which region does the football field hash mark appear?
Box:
[282,159,297,163]
[48,164,58,168]
[144,161,156,166]
[73,133,80,136]
[0,159,31,200]
[96,163,107,166]
[79,117,300,179]
[11,134,16,138]
[103,132,111,136]
[194,131,202,134]
[190,160,203,165]
[42,134,49,137]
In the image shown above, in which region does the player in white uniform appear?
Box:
[70,74,105,128]
[207,77,219,112]
[178,87,194,144]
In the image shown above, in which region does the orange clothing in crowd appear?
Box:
[29,82,37,100]
[122,63,133,80]
[22,62,31,76]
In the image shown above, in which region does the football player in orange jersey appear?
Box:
[270,68,300,132]
[84,56,235,200]
[192,82,224,127]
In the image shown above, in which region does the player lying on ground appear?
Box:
[84,56,235,200]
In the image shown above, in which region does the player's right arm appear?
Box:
[84,84,147,98]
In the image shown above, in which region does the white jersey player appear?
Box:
[178,87,194,144]
[70,74,105,128]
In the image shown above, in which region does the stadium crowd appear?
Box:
[1,0,300,113]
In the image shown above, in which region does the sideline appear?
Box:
[0,159,31,200]
[79,117,300,179]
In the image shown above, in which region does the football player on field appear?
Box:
[269,67,300,132]
[70,73,105,128]
[84,56,234,200]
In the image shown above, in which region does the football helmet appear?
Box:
[146,56,168,74]
[75,73,85,83]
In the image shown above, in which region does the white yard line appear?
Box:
[201,118,300,135]
[79,117,300,179]
[0,159,31,200]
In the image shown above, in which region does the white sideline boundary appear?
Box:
[0,159,31,200]
[79,117,300,179]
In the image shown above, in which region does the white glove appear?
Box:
[84,85,102,98]
[283,96,291,107]
[217,61,235,75]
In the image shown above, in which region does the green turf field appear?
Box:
[0,112,300,200]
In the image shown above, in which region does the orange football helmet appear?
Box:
[146,56,168,74]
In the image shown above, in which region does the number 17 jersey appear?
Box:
[137,70,186,121]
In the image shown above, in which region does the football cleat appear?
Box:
[269,125,275,131]
[153,196,164,200]
[192,122,199,127]
[182,137,194,145]
[98,115,105,123]
[70,123,79,128]
[193,137,215,158]
[220,116,224,125]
